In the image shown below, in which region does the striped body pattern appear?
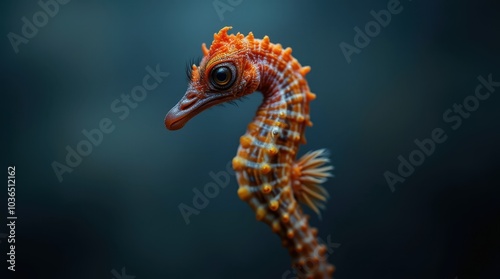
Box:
[165,27,334,279]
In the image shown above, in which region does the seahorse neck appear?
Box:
[248,57,311,160]
[232,53,311,180]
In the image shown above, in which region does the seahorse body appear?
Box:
[165,26,334,279]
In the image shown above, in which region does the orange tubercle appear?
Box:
[260,163,272,174]
[239,135,253,148]
[306,92,316,101]
[237,187,251,201]
[281,213,290,223]
[232,156,245,170]
[269,200,279,211]
[267,145,278,156]
[201,43,209,56]
[256,206,267,221]
[261,183,272,194]
[299,66,311,76]
[272,220,281,233]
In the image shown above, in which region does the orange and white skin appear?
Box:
[166,26,334,279]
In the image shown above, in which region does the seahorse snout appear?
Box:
[165,89,234,130]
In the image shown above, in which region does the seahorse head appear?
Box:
[165,26,260,130]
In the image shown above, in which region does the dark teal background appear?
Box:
[2,0,499,278]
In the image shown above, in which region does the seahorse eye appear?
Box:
[210,63,236,90]
[214,67,230,83]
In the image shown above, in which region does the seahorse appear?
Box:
[165,26,334,279]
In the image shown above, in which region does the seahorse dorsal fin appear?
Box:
[291,149,333,216]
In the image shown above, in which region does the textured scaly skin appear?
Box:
[232,32,334,279]
[166,27,334,279]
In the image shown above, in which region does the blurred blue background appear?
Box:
[1,0,499,278]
